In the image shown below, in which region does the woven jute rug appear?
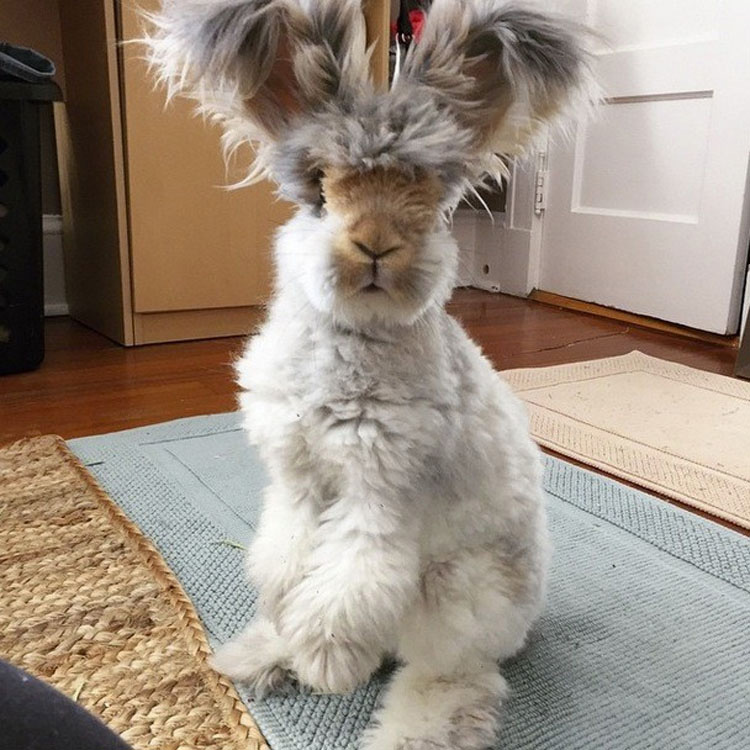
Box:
[503,351,750,529]
[0,435,267,750]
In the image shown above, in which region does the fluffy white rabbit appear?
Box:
[147,2,595,747]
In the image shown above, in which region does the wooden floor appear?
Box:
[1,289,738,444]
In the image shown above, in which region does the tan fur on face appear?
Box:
[322,167,443,300]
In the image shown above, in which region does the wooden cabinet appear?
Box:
[57,0,289,344]
[121,3,288,317]
[57,0,390,345]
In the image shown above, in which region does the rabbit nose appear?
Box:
[353,241,400,261]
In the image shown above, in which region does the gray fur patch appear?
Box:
[272,87,474,207]
[145,0,371,187]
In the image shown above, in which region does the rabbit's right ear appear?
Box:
[396,0,597,181]
[145,0,370,178]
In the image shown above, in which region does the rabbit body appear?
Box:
[213,211,549,749]
[147,0,594,745]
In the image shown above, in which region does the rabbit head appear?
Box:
[147,0,596,326]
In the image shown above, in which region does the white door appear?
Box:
[538,0,750,334]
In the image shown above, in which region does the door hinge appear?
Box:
[534,168,548,215]
[534,151,549,215]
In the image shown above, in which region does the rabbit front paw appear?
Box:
[291,635,381,694]
[210,617,292,697]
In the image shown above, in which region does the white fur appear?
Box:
[213,208,550,749]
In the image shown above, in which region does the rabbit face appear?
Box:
[323,166,444,307]
[275,165,457,327]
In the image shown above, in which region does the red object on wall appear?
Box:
[390,10,426,42]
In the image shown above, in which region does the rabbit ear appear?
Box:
[397,0,597,173]
[145,0,370,180]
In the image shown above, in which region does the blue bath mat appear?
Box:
[69,413,750,750]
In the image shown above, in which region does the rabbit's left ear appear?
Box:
[396,0,597,173]
[145,0,370,184]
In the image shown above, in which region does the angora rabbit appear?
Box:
[148,1,594,747]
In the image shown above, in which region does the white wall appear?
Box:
[451,210,478,287]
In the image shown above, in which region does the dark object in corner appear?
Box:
[736,320,750,380]
[0,43,62,375]
[0,659,132,750]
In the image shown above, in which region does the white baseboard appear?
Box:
[472,212,504,293]
[43,214,69,317]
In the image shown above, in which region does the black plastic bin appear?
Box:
[0,78,62,374]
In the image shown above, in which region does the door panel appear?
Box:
[540,0,750,333]
[593,0,717,51]
[574,95,712,222]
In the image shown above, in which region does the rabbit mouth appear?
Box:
[361,282,384,294]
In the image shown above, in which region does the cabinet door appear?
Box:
[120,0,291,315]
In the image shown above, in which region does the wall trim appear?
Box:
[530,290,740,347]
[451,209,478,288]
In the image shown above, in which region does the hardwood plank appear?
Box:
[1,289,738,443]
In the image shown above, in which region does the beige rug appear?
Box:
[503,351,750,529]
[0,436,268,750]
